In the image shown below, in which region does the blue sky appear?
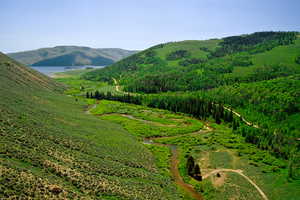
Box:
[1,0,299,53]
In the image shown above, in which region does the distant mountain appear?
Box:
[8,46,138,66]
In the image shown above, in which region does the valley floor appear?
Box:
[53,69,300,200]
[85,99,299,200]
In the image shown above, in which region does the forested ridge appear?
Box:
[83,31,299,92]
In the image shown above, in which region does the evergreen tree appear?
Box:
[95,90,100,100]
[186,156,195,176]
[193,164,202,181]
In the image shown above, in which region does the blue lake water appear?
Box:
[30,66,105,76]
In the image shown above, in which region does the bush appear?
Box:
[295,56,300,64]
[166,50,191,60]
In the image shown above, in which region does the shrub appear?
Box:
[166,50,191,60]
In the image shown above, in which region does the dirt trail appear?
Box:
[112,78,121,92]
[203,169,268,200]
[85,104,97,114]
[120,114,178,127]
[113,78,259,129]
[223,106,259,128]
[85,103,204,199]
[144,138,203,200]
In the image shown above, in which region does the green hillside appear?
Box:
[78,32,300,185]
[0,53,181,199]
[54,71,300,200]
[83,32,300,92]
[8,46,138,66]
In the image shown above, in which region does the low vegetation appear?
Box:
[0,53,181,199]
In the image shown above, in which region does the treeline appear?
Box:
[212,31,298,57]
[86,91,236,125]
[167,50,191,60]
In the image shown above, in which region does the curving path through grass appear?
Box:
[143,138,203,200]
[86,102,268,200]
[87,102,204,199]
[202,169,268,200]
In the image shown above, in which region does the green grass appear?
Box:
[0,53,181,199]
[145,145,172,177]
[54,69,119,96]
[92,100,203,137]
[154,40,221,66]
[195,127,300,200]
[91,100,201,126]
[209,151,233,169]
[252,38,300,67]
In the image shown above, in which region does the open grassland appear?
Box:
[91,100,203,137]
[0,53,182,199]
[55,69,119,96]
[252,38,300,67]
[153,39,221,67]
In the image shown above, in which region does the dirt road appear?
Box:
[203,169,268,200]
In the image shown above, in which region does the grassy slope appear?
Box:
[81,39,221,83]
[252,37,300,67]
[226,37,300,80]
[154,40,220,66]
[0,53,180,199]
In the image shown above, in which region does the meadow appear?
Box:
[83,98,300,200]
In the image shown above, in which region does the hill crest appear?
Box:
[8,46,139,66]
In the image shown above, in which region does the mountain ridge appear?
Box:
[8,46,139,66]
[82,31,300,92]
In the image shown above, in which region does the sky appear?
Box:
[1,0,299,53]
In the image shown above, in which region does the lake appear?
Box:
[30,66,105,76]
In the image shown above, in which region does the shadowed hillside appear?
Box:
[8,46,138,66]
